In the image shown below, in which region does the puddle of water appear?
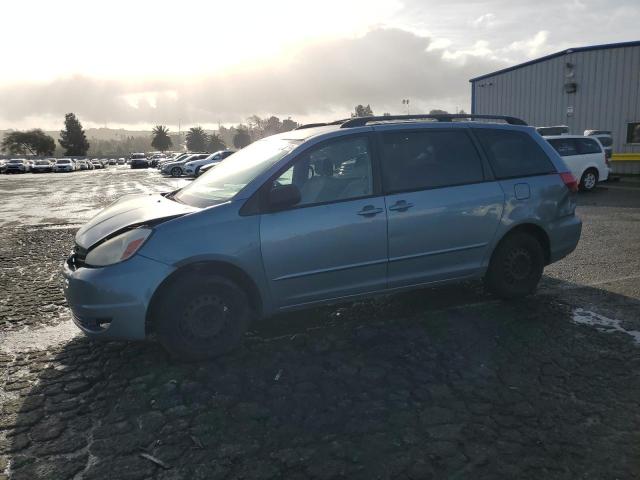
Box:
[0,319,80,353]
[572,308,640,345]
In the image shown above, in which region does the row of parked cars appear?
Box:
[155,150,236,177]
[1,157,128,173]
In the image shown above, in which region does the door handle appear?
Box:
[357,205,384,216]
[388,200,414,212]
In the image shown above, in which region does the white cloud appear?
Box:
[506,31,551,57]
[471,13,497,28]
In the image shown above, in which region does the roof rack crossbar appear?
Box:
[295,119,351,130]
[295,122,330,130]
[340,114,527,128]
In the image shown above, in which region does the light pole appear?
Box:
[402,99,410,115]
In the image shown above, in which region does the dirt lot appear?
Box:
[1,169,639,479]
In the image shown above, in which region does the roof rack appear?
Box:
[340,114,527,128]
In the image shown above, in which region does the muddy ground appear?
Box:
[1,168,639,479]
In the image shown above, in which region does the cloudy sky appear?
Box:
[1,0,638,130]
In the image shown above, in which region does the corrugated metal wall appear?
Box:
[471,45,640,154]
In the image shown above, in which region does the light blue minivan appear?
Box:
[63,115,582,360]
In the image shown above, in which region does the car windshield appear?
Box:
[36,160,50,165]
[174,137,298,208]
[9,159,24,164]
[57,160,70,164]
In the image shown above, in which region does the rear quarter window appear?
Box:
[474,129,556,179]
[575,138,602,154]
[547,138,578,156]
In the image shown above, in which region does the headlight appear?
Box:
[85,228,152,267]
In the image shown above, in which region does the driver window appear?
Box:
[273,136,373,207]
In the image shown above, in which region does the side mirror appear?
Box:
[268,184,301,210]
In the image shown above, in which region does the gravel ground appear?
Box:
[1,170,639,479]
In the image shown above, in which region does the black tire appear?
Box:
[484,232,544,299]
[579,168,598,192]
[154,274,252,360]
[170,167,182,177]
[194,166,201,177]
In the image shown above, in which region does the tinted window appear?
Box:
[548,138,578,156]
[274,136,373,207]
[475,129,555,179]
[575,138,602,154]
[379,130,483,193]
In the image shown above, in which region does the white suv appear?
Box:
[544,135,609,191]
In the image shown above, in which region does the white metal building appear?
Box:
[470,41,640,173]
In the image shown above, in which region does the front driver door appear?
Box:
[260,134,388,308]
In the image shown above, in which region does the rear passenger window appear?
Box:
[575,138,602,154]
[379,130,484,193]
[548,138,578,156]
[475,129,556,179]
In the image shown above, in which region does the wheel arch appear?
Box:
[491,223,551,266]
[146,260,263,334]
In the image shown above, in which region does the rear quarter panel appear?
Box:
[483,173,578,268]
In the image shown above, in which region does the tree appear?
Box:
[185,126,208,151]
[233,126,251,149]
[208,133,226,152]
[59,113,90,156]
[428,109,449,115]
[151,125,172,152]
[281,118,298,132]
[1,129,56,156]
[352,104,374,118]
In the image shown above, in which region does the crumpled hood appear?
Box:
[75,193,198,249]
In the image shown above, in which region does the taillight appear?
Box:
[560,172,578,192]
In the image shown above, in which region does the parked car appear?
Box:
[32,159,55,173]
[185,150,235,177]
[536,125,569,136]
[130,153,149,169]
[76,159,90,170]
[157,152,191,170]
[544,135,610,191]
[108,158,117,165]
[117,158,126,165]
[161,153,210,177]
[5,158,30,173]
[584,130,613,159]
[63,114,582,360]
[53,158,75,172]
[149,153,167,167]
[91,159,104,169]
[0,160,6,174]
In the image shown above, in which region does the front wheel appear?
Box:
[170,167,182,177]
[580,169,598,192]
[154,274,253,360]
[484,232,544,299]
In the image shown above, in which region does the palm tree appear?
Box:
[208,133,226,152]
[186,126,208,152]
[151,125,172,152]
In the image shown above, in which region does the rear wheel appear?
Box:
[154,274,252,360]
[484,232,544,299]
[170,167,182,177]
[580,168,598,191]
